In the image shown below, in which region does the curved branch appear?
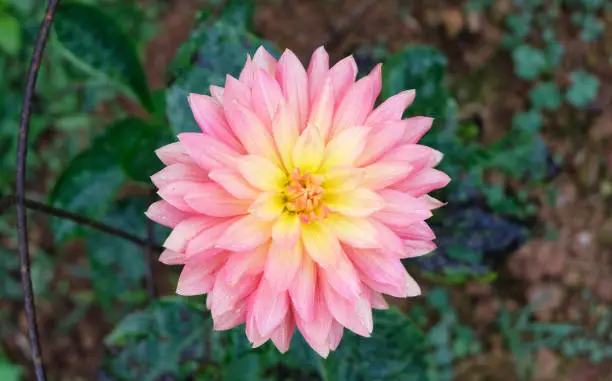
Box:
[17,1,61,379]
[3,195,164,252]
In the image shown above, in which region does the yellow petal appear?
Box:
[324,188,385,217]
[321,126,370,171]
[323,167,363,193]
[249,191,286,221]
[236,155,287,191]
[301,221,341,269]
[292,126,325,172]
[322,214,380,249]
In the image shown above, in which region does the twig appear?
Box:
[3,195,164,252]
[16,1,60,380]
[145,188,158,298]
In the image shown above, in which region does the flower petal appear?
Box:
[176,252,229,296]
[272,100,300,171]
[249,191,285,221]
[223,75,251,106]
[289,255,317,321]
[265,239,303,292]
[236,155,287,191]
[393,168,451,196]
[361,161,413,190]
[159,249,184,265]
[322,249,361,300]
[301,221,341,269]
[145,200,193,228]
[324,188,384,217]
[184,183,250,217]
[253,46,277,75]
[164,215,223,252]
[327,55,358,103]
[365,89,415,126]
[372,189,433,226]
[322,126,370,170]
[216,214,273,252]
[253,280,290,337]
[251,68,283,128]
[307,77,334,140]
[323,167,363,193]
[292,125,325,172]
[276,49,309,127]
[307,46,329,101]
[188,93,242,150]
[355,120,406,166]
[321,277,372,337]
[158,181,206,212]
[322,214,380,249]
[209,85,224,103]
[184,218,237,255]
[223,243,268,286]
[178,133,240,170]
[208,168,259,200]
[400,116,434,144]
[155,142,193,165]
[271,311,295,353]
[151,163,207,189]
[331,75,376,136]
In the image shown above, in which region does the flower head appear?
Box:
[146,46,450,356]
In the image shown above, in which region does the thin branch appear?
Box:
[17,1,60,380]
[145,189,158,298]
[3,195,164,252]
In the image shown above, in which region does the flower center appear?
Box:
[284,168,330,224]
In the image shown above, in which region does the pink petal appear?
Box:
[145,200,193,228]
[276,49,309,128]
[322,250,361,300]
[355,120,406,166]
[328,320,344,350]
[209,85,224,103]
[365,89,415,126]
[236,154,287,191]
[183,218,236,255]
[322,214,380,249]
[327,56,358,103]
[400,116,434,144]
[369,219,405,256]
[368,63,382,101]
[393,168,451,196]
[361,161,414,190]
[372,189,433,227]
[155,142,193,165]
[294,293,333,357]
[322,126,370,170]
[251,68,283,128]
[163,215,221,252]
[360,267,421,298]
[151,163,207,189]
[307,77,334,140]
[224,74,252,107]
[188,94,242,151]
[224,101,279,164]
[271,311,295,353]
[223,243,269,286]
[239,55,255,87]
[211,274,261,318]
[265,240,303,292]
[393,221,436,240]
[289,255,317,321]
[363,285,389,310]
[403,239,437,258]
[331,75,376,136]
[184,183,250,217]
[292,126,325,172]
[301,221,341,269]
[177,133,240,170]
[324,188,384,217]
[216,215,273,252]
[271,212,301,250]
[321,277,372,337]
[158,181,205,213]
[176,253,228,296]
[419,194,446,210]
[272,100,300,170]
[159,249,184,265]
[347,247,406,286]
[208,168,259,200]
[213,300,248,331]
[252,279,290,337]
[382,144,443,171]
[253,46,277,75]
[307,46,329,101]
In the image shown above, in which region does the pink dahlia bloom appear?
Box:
[146,46,450,357]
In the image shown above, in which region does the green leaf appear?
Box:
[382,45,452,119]
[104,117,173,184]
[54,3,154,112]
[224,354,262,381]
[512,44,547,80]
[49,122,126,243]
[166,20,277,134]
[103,298,217,381]
[318,309,428,381]
[566,70,600,108]
[0,12,21,55]
[0,352,21,381]
[86,197,165,312]
[529,82,562,110]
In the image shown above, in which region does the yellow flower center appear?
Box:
[284,168,330,224]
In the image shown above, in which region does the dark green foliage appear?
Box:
[54,3,154,111]
[49,126,126,244]
[86,197,167,312]
[166,14,277,134]
[102,298,214,381]
[382,45,451,119]
[529,81,562,111]
[566,70,600,108]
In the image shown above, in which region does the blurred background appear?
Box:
[0,0,611,380]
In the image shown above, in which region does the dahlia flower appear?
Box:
[146,46,449,357]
